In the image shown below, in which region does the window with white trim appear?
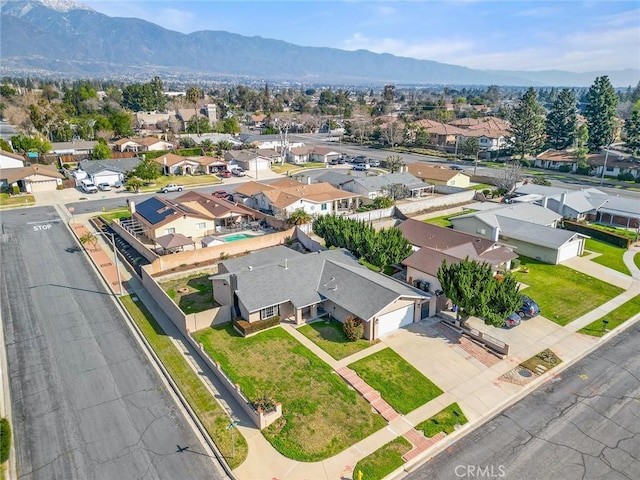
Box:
[195,222,206,230]
[261,305,278,320]
[164,227,176,235]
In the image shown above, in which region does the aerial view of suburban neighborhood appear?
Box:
[1,1,639,479]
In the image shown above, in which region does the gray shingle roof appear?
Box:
[315,172,354,187]
[497,217,583,248]
[220,245,303,273]
[221,247,428,317]
[351,172,426,192]
[453,203,562,228]
[79,158,141,175]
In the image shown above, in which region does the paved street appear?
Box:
[404,323,640,480]
[0,207,223,480]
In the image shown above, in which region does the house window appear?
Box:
[164,227,176,235]
[321,203,328,211]
[195,222,206,230]
[261,305,278,320]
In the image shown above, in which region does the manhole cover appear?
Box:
[518,369,533,378]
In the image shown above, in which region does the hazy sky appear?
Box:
[80,0,640,73]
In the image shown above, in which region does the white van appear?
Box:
[80,178,98,193]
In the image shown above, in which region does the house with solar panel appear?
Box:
[123,192,258,251]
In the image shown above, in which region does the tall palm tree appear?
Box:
[186,86,202,136]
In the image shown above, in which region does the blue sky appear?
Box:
[79,0,640,73]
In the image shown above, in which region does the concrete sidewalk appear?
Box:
[74,212,640,480]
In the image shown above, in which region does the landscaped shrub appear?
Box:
[558,165,572,173]
[343,315,364,341]
[233,316,281,336]
[0,417,11,463]
[252,393,277,413]
[617,172,635,182]
[12,185,20,195]
[511,258,521,270]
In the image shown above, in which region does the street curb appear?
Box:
[392,308,640,479]
[64,215,236,480]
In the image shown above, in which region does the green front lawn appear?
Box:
[352,437,412,480]
[514,257,624,326]
[423,212,467,228]
[297,320,377,360]
[99,208,131,224]
[415,403,468,438]
[578,294,640,337]
[192,325,386,461]
[0,192,35,207]
[585,238,631,276]
[635,252,640,271]
[120,296,248,468]
[349,348,443,415]
[159,273,218,314]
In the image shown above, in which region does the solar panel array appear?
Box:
[136,197,176,225]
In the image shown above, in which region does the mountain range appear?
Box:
[1,0,638,87]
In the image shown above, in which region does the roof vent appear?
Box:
[248,266,253,271]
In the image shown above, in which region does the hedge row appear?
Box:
[0,417,11,463]
[563,220,630,248]
[233,316,281,336]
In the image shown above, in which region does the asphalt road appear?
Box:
[405,323,640,480]
[0,207,222,480]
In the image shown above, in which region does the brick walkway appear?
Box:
[70,223,123,295]
[336,367,400,422]
[432,322,501,367]
[402,430,447,462]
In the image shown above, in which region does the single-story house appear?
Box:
[78,157,141,186]
[238,133,304,151]
[535,149,579,172]
[136,137,175,152]
[153,153,201,175]
[407,163,470,188]
[0,165,64,193]
[286,146,311,164]
[224,151,271,173]
[588,150,639,180]
[450,203,586,264]
[234,178,360,218]
[127,192,256,243]
[114,138,144,152]
[212,246,434,339]
[181,133,243,147]
[257,148,284,165]
[196,156,229,174]
[342,172,433,199]
[313,171,355,190]
[0,150,25,168]
[49,141,97,156]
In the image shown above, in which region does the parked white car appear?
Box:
[98,183,111,191]
[231,167,246,177]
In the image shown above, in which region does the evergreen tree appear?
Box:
[545,88,578,150]
[585,76,618,152]
[624,110,640,156]
[507,87,545,159]
[91,138,111,160]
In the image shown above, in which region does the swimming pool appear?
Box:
[222,233,256,242]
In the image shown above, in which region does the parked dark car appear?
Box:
[518,295,541,318]
[503,312,522,328]
[450,165,464,171]
[353,155,368,164]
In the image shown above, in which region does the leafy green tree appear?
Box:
[186,115,212,134]
[380,184,408,201]
[91,138,111,159]
[507,87,545,159]
[125,177,144,192]
[287,209,312,225]
[385,154,405,173]
[221,117,241,134]
[437,258,521,327]
[460,136,480,159]
[623,110,640,156]
[545,89,578,150]
[10,134,51,155]
[0,138,13,152]
[585,76,618,152]
[373,196,394,209]
[133,157,162,182]
[0,417,12,463]
[109,110,134,137]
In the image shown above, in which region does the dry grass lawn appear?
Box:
[193,324,386,461]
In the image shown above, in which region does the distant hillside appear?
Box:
[1,0,637,87]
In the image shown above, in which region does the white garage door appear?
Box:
[30,180,57,192]
[556,240,582,264]
[377,305,414,337]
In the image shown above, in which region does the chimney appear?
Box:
[129,200,136,214]
[560,192,567,211]
[230,274,238,292]
[492,226,500,242]
[542,196,548,208]
[307,176,311,185]
[284,259,288,270]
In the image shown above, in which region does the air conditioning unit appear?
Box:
[421,281,430,292]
